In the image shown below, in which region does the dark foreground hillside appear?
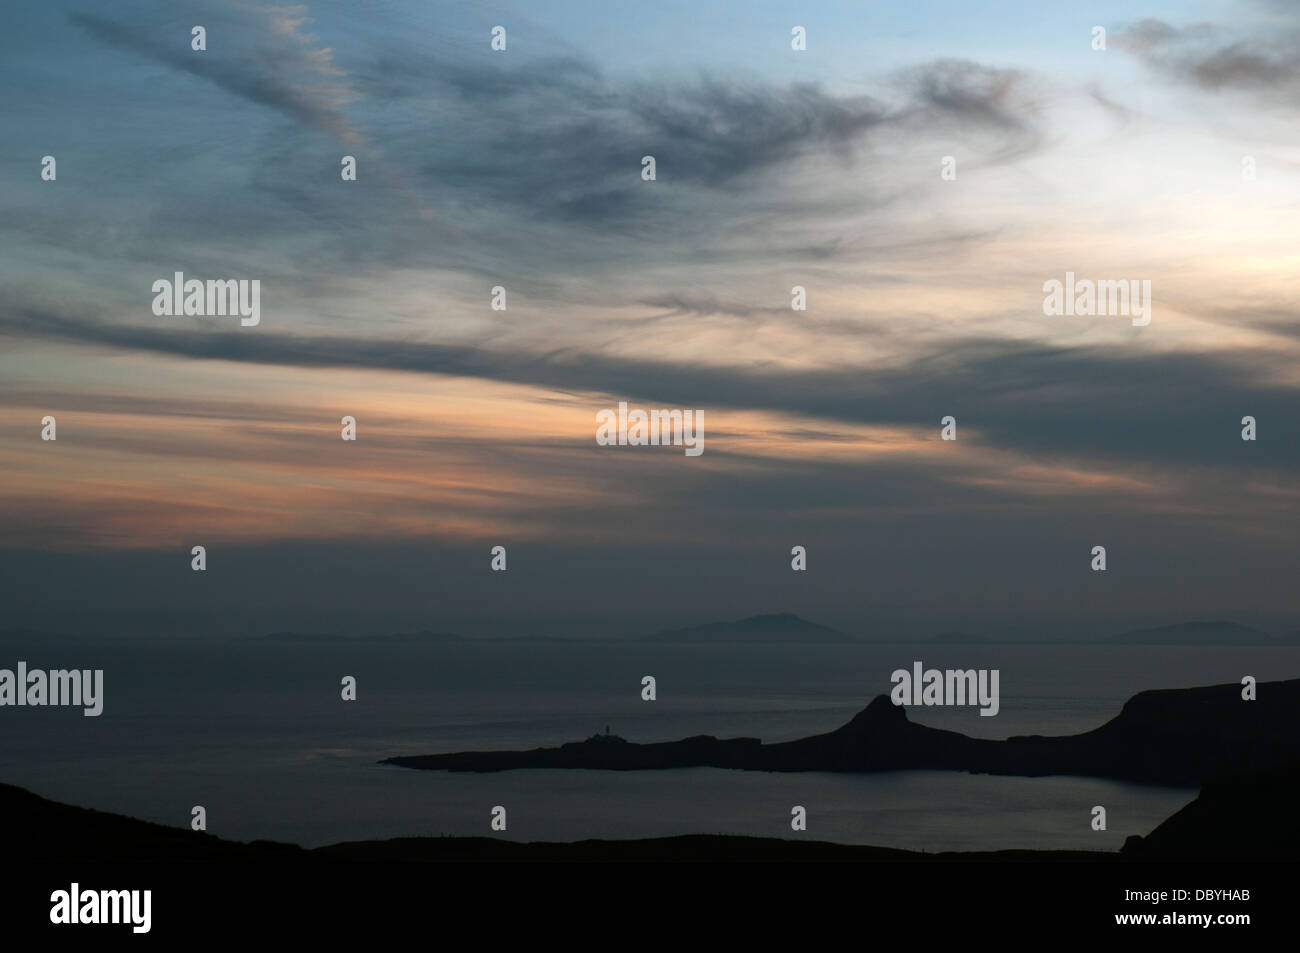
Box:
[6,763,1297,862]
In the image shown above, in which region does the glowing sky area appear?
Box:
[2,0,1298,638]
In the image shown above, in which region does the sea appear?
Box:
[2,638,1296,852]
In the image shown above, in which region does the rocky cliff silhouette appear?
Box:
[384,678,1300,785]
[1122,761,1300,859]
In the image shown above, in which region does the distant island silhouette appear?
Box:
[926,631,992,644]
[1105,620,1280,645]
[260,629,464,643]
[6,615,1297,644]
[640,612,857,643]
[384,678,1300,786]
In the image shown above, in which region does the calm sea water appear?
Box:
[2,639,1296,851]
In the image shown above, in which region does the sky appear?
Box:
[1,0,1298,639]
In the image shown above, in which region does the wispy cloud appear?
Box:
[71,2,362,145]
[1115,15,1300,104]
[5,296,1298,470]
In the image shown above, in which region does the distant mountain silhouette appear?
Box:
[641,612,855,643]
[386,678,1300,786]
[1106,620,1275,645]
[262,630,463,642]
[0,626,76,641]
[262,631,348,642]
[927,631,990,644]
[4,617,1295,645]
[378,630,464,642]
